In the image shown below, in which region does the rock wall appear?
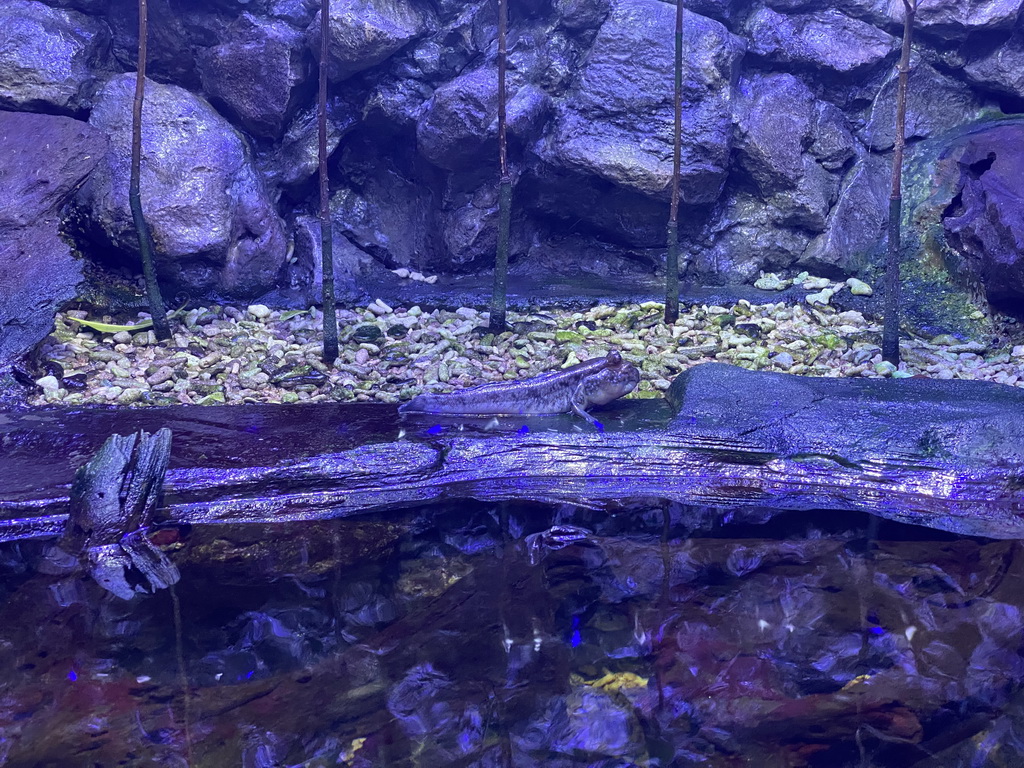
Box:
[1,0,1023,311]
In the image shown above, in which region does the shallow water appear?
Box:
[1,498,1022,767]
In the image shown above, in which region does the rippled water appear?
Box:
[1,498,1022,767]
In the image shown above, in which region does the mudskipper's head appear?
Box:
[584,351,641,405]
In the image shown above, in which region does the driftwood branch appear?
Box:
[3,364,1023,541]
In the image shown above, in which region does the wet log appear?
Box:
[2,364,1023,540]
[37,428,179,598]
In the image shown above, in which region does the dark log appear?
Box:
[2,364,1023,541]
[37,428,179,598]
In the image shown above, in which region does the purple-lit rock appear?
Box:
[734,73,817,195]
[861,63,985,152]
[745,7,897,74]
[800,152,890,276]
[287,214,395,303]
[107,0,204,88]
[0,0,110,113]
[81,74,288,299]
[964,30,1024,101]
[262,95,360,189]
[809,101,858,172]
[197,13,310,139]
[553,0,611,32]
[0,112,106,377]
[548,0,742,204]
[417,68,500,172]
[699,191,814,283]
[307,0,429,82]
[943,124,1024,306]
[331,133,444,270]
[914,0,1024,39]
[544,0,745,205]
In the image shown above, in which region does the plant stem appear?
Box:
[881,0,915,365]
[319,0,339,362]
[129,0,170,342]
[489,0,511,334]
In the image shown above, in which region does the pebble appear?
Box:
[806,288,834,306]
[754,273,787,291]
[248,305,272,319]
[874,361,897,376]
[846,278,873,296]
[802,277,831,290]
[35,375,60,392]
[146,366,176,386]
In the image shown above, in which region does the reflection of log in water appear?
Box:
[3,533,1019,765]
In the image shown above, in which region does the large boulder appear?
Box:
[197,13,310,139]
[744,7,897,74]
[734,73,816,196]
[943,123,1024,307]
[0,112,107,372]
[307,0,429,82]
[80,74,288,299]
[547,0,743,205]
[0,0,110,113]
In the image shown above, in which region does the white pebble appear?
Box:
[806,288,834,306]
[35,375,61,392]
[247,304,272,319]
[846,278,873,296]
[803,277,831,290]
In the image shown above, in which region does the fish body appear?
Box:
[399,350,640,426]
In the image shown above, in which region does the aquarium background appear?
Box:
[3,0,1024,351]
[3,0,1024,764]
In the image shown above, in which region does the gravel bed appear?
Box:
[25,277,1024,408]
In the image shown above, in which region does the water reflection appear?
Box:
[0,502,1022,767]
